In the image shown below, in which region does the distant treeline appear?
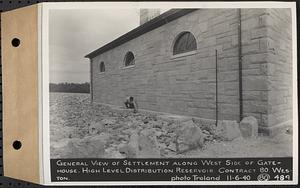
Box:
[50,82,90,93]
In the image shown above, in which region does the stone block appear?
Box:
[243,41,260,54]
[219,104,239,115]
[242,53,268,66]
[175,120,205,153]
[138,129,161,158]
[218,113,239,122]
[203,36,217,47]
[243,76,267,91]
[258,14,271,27]
[216,120,241,141]
[119,129,161,158]
[251,27,268,39]
[216,36,232,45]
[213,23,230,34]
[259,38,269,51]
[218,95,238,104]
[239,116,258,138]
[119,131,139,158]
[243,91,262,101]
[218,71,238,82]
[59,135,107,158]
[50,138,71,159]
[243,102,268,114]
[242,17,259,30]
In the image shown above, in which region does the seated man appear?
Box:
[124,96,138,113]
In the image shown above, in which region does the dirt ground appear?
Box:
[50,92,293,158]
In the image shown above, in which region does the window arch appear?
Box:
[124,51,135,67]
[99,61,105,72]
[173,31,197,55]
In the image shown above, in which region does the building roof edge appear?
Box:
[84,9,198,59]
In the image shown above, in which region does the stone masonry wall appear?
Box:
[265,9,293,133]
[241,9,270,127]
[91,8,293,129]
[91,9,241,121]
[241,9,293,134]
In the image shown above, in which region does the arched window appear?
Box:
[173,32,197,55]
[99,61,105,72]
[124,51,135,67]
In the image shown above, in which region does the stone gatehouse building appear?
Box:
[85,8,293,134]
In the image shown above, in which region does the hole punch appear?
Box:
[12,140,22,150]
[11,38,20,47]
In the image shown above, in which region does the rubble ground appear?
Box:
[50,93,293,158]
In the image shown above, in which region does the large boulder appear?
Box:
[50,138,71,158]
[175,120,205,153]
[216,120,241,141]
[239,116,258,138]
[138,129,161,158]
[104,146,125,158]
[118,131,139,158]
[55,134,110,158]
[118,129,161,158]
[97,132,112,147]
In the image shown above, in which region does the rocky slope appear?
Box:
[50,93,292,158]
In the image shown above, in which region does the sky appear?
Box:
[49,9,140,83]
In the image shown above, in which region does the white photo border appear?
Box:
[40,1,298,185]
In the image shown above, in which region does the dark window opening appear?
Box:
[173,32,197,55]
[100,61,105,72]
[124,51,135,67]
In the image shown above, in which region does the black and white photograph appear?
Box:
[43,1,297,184]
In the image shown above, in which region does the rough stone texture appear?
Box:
[264,9,293,135]
[101,118,117,126]
[241,9,292,135]
[90,9,292,132]
[119,129,161,158]
[89,121,104,135]
[241,9,270,129]
[51,138,72,158]
[55,134,108,158]
[157,114,192,124]
[175,120,205,153]
[239,116,258,138]
[216,120,241,141]
[50,93,293,158]
[50,124,74,142]
[118,131,139,158]
[138,129,161,157]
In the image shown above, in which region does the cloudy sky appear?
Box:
[49,9,140,83]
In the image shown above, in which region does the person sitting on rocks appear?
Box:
[124,96,138,113]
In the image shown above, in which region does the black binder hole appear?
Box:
[11,38,20,47]
[12,140,22,150]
